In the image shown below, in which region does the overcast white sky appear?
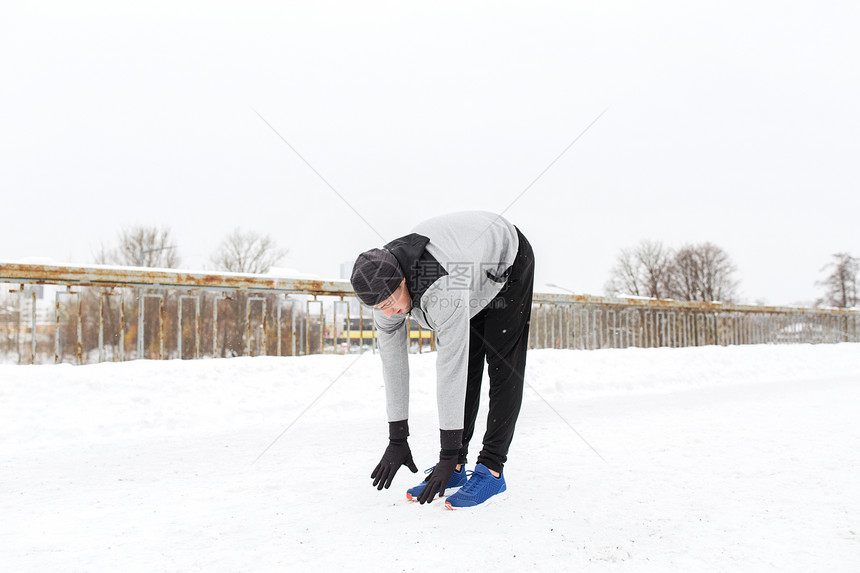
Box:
[2,0,858,305]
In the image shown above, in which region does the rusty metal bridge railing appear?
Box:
[1,262,857,365]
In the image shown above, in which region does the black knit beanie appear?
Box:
[350,248,404,306]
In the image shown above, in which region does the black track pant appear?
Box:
[458,227,534,474]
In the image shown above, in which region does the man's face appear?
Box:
[373,278,412,317]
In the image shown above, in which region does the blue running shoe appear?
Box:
[444,463,506,509]
[406,466,467,501]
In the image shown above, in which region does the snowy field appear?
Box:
[2,344,859,572]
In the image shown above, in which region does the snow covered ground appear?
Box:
[2,344,859,572]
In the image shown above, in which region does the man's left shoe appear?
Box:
[444,463,507,509]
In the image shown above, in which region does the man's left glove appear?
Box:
[371,420,419,490]
[417,429,463,504]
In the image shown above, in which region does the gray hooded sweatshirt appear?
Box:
[373,211,519,431]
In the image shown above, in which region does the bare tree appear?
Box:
[605,240,674,298]
[210,228,288,274]
[817,253,859,308]
[637,240,674,298]
[607,240,739,302]
[91,225,181,361]
[698,242,739,302]
[605,247,642,297]
[669,242,739,302]
[671,246,701,301]
[209,229,288,357]
[95,225,181,268]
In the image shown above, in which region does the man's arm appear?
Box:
[412,288,469,503]
[374,309,410,424]
[429,292,470,434]
[369,310,418,489]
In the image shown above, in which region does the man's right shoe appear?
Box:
[406,466,467,501]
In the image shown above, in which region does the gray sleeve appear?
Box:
[373,309,410,423]
[427,290,470,431]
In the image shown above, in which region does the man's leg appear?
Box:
[476,229,535,474]
[458,308,488,467]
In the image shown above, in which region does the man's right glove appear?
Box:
[416,428,463,504]
[370,420,419,490]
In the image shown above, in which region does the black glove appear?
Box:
[417,429,463,504]
[371,420,418,490]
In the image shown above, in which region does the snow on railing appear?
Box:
[1,261,858,364]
